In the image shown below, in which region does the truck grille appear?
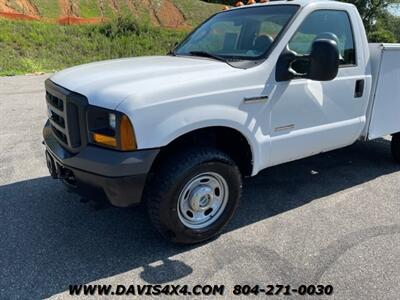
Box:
[46,91,64,111]
[45,80,88,153]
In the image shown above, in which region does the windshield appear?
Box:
[175,5,299,61]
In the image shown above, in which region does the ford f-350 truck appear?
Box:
[43,0,400,243]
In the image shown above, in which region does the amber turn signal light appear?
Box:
[92,133,117,147]
[120,115,137,151]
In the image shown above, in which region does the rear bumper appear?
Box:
[43,122,159,207]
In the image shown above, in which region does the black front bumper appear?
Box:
[43,122,159,207]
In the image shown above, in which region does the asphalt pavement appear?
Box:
[0,74,399,299]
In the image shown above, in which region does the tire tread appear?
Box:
[144,147,241,243]
[392,133,400,163]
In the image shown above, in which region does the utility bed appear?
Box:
[367,43,400,140]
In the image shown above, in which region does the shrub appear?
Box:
[98,16,152,38]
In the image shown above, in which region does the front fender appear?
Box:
[131,104,262,176]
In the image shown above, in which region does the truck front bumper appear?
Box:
[43,122,159,207]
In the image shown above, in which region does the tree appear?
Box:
[342,0,400,32]
[374,11,400,41]
[368,29,397,42]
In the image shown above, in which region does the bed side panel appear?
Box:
[362,43,382,139]
[368,44,400,139]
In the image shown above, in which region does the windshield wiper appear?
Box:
[189,51,228,63]
[167,50,177,56]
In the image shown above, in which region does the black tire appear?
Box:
[391,133,400,163]
[144,147,242,244]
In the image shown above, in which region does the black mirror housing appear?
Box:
[276,39,339,82]
[308,39,339,81]
[275,46,300,82]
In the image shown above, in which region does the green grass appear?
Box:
[30,0,60,18]
[79,0,103,18]
[173,0,223,26]
[0,18,187,76]
[99,0,116,18]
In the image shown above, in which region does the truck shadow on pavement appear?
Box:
[1,139,399,298]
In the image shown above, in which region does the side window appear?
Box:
[288,10,356,66]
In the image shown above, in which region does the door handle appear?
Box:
[354,79,365,98]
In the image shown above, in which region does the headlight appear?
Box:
[87,106,137,151]
[109,113,117,130]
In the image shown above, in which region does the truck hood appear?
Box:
[50,56,234,110]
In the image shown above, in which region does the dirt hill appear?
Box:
[0,0,222,27]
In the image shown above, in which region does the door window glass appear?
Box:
[289,10,356,66]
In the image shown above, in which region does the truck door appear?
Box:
[268,9,368,166]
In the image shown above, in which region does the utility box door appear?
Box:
[368,44,400,140]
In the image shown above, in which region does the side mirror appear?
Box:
[308,39,339,81]
[276,39,339,82]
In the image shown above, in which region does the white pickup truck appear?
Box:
[43,0,400,243]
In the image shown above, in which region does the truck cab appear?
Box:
[43,0,400,243]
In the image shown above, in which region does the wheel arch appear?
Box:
[149,126,255,178]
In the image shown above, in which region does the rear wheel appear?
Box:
[145,148,242,244]
[391,133,400,163]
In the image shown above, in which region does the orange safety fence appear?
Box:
[0,12,108,25]
[0,11,39,21]
[57,16,105,25]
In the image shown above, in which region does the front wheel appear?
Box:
[391,133,400,163]
[145,148,242,244]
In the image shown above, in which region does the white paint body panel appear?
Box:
[50,56,233,110]
[48,1,399,176]
[267,1,370,166]
[367,44,400,140]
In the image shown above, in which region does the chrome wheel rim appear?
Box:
[177,172,229,229]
